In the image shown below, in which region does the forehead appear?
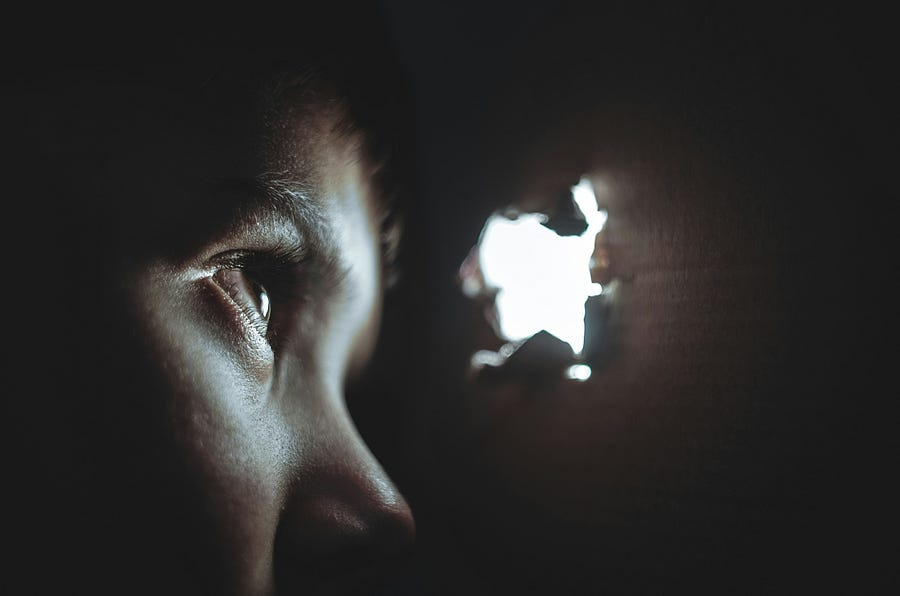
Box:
[103,68,355,183]
[77,68,374,256]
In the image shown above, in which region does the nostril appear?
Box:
[273,469,415,591]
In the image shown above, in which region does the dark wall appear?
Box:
[353,2,893,593]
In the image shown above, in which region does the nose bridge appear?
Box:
[275,394,415,585]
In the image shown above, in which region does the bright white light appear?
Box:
[476,178,607,355]
[471,350,507,369]
[564,363,593,381]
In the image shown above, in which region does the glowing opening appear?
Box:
[475,178,607,355]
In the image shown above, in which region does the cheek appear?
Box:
[134,268,289,461]
[129,270,293,586]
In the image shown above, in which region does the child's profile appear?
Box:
[8,9,415,595]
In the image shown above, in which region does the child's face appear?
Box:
[86,77,414,593]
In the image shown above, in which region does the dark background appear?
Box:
[350,2,895,593]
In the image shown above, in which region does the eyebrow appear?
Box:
[199,174,356,290]
[212,174,337,258]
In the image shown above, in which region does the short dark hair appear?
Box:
[10,5,410,285]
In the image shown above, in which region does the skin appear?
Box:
[44,68,414,595]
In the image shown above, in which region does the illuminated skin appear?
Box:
[63,73,414,594]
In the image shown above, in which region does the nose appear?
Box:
[273,407,415,591]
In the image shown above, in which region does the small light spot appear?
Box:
[564,363,592,381]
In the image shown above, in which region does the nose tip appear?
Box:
[274,434,415,590]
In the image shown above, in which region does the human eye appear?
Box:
[213,265,272,339]
[209,243,310,345]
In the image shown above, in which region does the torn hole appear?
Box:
[460,177,618,379]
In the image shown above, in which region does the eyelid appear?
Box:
[208,237,311,269]
[209,239,309,271]
[213,241,314,301]
[181,203,306,272]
